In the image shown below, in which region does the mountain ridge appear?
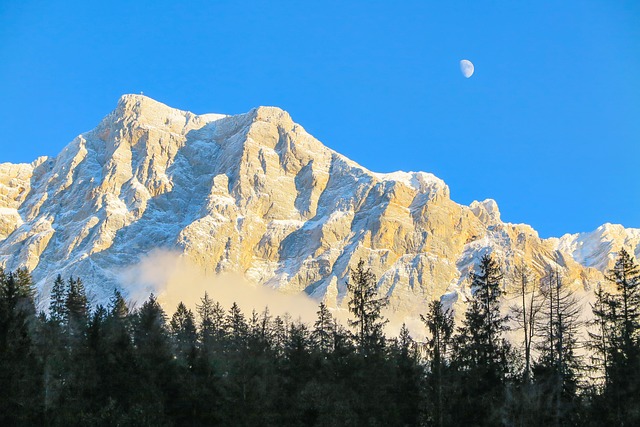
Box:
[0,94,638,314]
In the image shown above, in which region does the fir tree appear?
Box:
[170,302,198,365]
[108,289,129,320]
[312,301,334,353]
[226,301,248,344]
[49,275,68,325]
[0,270,43,425]
[99,290,137,423]
[422,299,454,427]
[196,292,226,354]
[589,249,640,424]
[346,259,388,354]
[392,323,423,426]
[451,253,511,425]
[131,294,174,424]
[65,276,89,339]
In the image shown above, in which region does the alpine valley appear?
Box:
[1,95,638,315]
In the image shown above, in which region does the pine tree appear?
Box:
[109,289,129,319]
[312,302,334,353]
[0,269,43,425]
[41,276,70,421]
[392,323,423,426]
[451,253,511,425]
[271,315,287,356]
[284,321,312,390]
[346,259,388,354]
[98,289,137,423]
[422,299,454,427]
[423,299,454,373]
[49,275,68,324]
[131,294,174,424]
[589,249,640,424]
[65,276,89,339]
[226,301,248,345]
[170,302,198,365]
[196,292,226,351]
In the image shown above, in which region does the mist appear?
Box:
[117,249,323,324]
[116,249,428,340]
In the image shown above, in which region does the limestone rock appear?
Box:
[0,95,637,315]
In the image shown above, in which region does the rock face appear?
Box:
[0,95,638,314]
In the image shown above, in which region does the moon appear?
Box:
[460,59,474,78]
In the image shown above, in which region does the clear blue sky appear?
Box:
[1,0,638,237]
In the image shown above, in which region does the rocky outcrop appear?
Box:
[0,95,637,314]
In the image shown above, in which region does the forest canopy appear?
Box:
[0,250,639,426]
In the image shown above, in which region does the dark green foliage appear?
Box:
[109,289,128,319]
[588,248,640,425]
[65,276,89,339]
[347,259,388,354]
[422,299,454,426]
[170,302,197,362]
[450,253,512,425]
[3,254,639,425]
[49,274,67,324]
[197,291,225,350]
[390,324,424,426]
[0,269,43,426]
[312,301,334,353]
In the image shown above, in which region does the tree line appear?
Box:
[0,251,638,426]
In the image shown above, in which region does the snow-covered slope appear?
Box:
[550,224,640,272]
[0,95,637,314]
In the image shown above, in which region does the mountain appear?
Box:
[0,95,638,315]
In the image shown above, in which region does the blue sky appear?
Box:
[1,0,638,237]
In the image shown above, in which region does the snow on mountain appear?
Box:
[551,224,640,271]
[0,95,638,315]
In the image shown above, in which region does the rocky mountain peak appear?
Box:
[0,95,638,317]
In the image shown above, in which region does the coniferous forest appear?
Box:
[1,252,639,426]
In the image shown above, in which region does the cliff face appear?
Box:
[0,95,637,313]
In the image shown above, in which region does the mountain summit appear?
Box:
[1,95,638,313]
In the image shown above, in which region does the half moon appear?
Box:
[460,59,474,78]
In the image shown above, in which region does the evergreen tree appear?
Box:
[65,276,89,339]
[49,275,68,325]
[451,253,511,425]
[346,259,388,354]
[131,294,175,424]
[269,314,288,360]
[422,299,454,426]
[391,323,423,426]
[196,292,226,357]
[97,290,138,423]
[281,322,314,424]
[589,249,640,424]
[0,269,43,425]
[223,302,254,422]
[312,301,334,353]
[170,302,198,364]
[225,301,248,344]
[109,289,129,319]
[40,276,70,422]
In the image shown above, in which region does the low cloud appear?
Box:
[117,249,427,340]
[118,249,322,323]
